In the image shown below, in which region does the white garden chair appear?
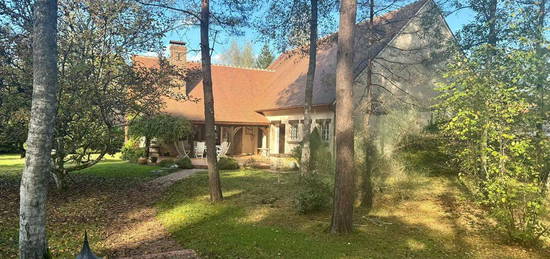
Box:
[174,140,191,159]
[194,141,206,158]
[216,141,230,160]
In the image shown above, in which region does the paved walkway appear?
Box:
[149,169,203,191]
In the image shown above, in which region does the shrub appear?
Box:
[120,140,145,163]
[295,175,332,214]
[158,159,175,168]
[175,157,193,169]
[218,157,239,170]
[487,177,548,245]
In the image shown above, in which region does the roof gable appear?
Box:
[257,0,435,111]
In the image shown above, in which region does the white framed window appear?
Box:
[319,120,331,142]
[290,122,299,140]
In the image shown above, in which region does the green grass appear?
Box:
[157,169,550,258]
[0,154,25,178]
[0,153,164,179]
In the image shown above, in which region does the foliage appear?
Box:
[158,159,175,168]
[295,174,332,214]
[255,43,275,68]
[217,157,239,170]
[435,46,549,243]
[175,157,194,169]
[120,139,146,163]
[255,0,337,51]
[291,128,330,173]
[221,40,256,67]
[128,114,192,144]
[0,0,190,189]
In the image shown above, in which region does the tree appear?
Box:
[221,39,256,67]
[19,0,57,257]
[436,0,549,243]
[200,0,224,201]
[256,43,275,68]
[241,41,256,67]
[330,0,357,234]
[128,114,192,157]
[1,0,187,189]
[221,40,242,66]
[299,0,318,176]
[135,0,255,202]
[257,0,337,176]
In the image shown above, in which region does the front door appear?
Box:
[278,124,285,154]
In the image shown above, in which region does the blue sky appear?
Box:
[158,4,474,63]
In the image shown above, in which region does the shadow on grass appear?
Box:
[157,168,550,259]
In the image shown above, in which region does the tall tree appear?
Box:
[1,0,184,189]
[330,0,357,234]
[136,0,255,201]
[200,0,223,201]
[300,0,318,176]
[257,0,337,175]
[19,0,57,257]
[256,43,275,68]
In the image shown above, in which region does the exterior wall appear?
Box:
[353,0,454,154]
[263,106,334,155]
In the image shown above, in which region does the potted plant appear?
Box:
[137,157,148,165]
[150,156,158,163]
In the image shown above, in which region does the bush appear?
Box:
[175,157,194,169]
[487,177,548,245]
[295,175,332,214]
[158,159,175,168]
[120,140,145,163]
[218,157,239,170]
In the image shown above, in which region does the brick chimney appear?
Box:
[169,40,187,67]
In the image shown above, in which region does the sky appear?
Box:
[155,2,475,64]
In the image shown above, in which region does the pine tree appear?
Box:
[256,43,275,68]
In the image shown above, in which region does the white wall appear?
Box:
[264,107,334,155]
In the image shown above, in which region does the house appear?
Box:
[132,0,454,158]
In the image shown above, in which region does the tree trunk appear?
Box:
[201,0,223,202]
[300,0,318,176]
[355,0,375,208]
[330,0,357,234]
[534,0,548,186]
[19,0,58,257]
[486,0,498,47]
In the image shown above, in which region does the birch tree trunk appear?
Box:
[201,0,223,201]
[19,0,58,257]
[300,0,318,176]
[330,0,357,234]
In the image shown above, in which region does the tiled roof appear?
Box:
[133,57,275,124]
[133,0,431,124]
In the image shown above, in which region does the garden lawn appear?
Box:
[157,170,550,259]
[0,153,169,258]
